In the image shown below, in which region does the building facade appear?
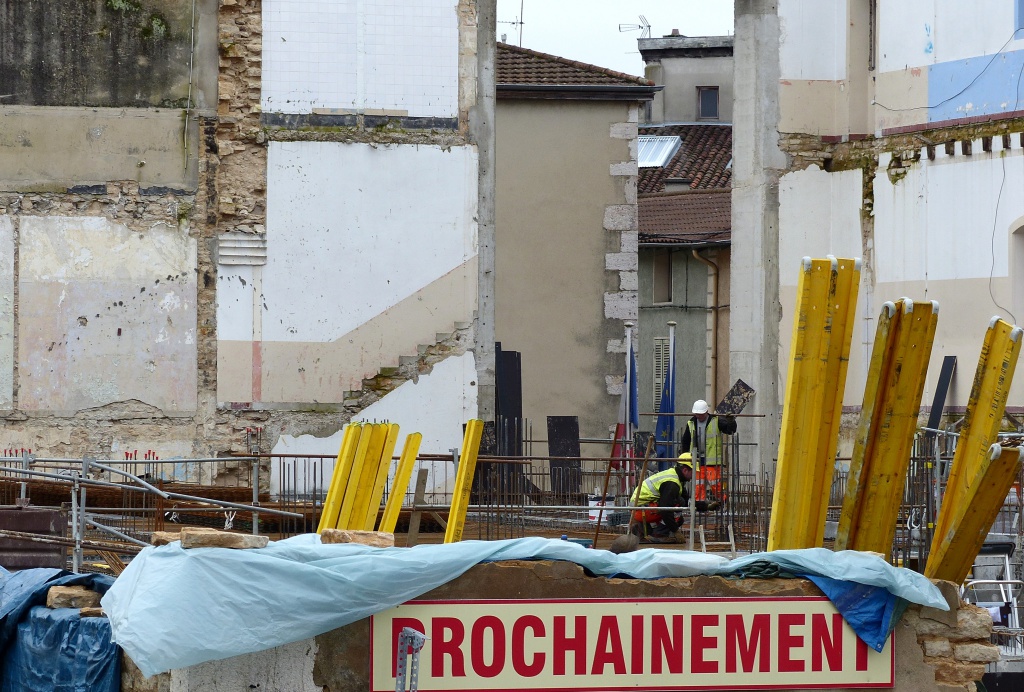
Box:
[0,0,495,460]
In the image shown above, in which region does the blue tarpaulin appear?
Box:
[0,567,118,692]
[102,535,948,677]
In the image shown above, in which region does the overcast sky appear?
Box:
[495,1,735,76]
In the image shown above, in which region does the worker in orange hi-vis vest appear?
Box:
[679,399,736,504]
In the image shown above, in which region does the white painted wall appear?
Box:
[18,217,197,412]
[779,166,863,286]
[169,637,320,692]
[270,352,477,497]
[0,217,13,408]
[263,141,477,343]
[262,0,459,117]
[216,266,255,342]
[779,0,847,81]
[873,144,1024,284]
[878,0,1019,72]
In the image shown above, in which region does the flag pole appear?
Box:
[667,320,676,457]
[593,322,634,549]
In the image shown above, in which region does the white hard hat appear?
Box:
[692,399,709,414]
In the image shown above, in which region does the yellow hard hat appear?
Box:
[677,452,693,468]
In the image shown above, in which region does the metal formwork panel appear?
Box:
[769,256,860,551]
[837,299,939,555]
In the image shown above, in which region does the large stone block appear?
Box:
[47,585,101,609]
[603,205,637,232]
[180,528,270,550]
[953,642,1001,663]
[321,529,395,548]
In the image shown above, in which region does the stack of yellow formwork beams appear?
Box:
[444,419,484,543]
[316,422,422,533]
[836,299,939,556]
[768,256,860,551]
[925,318,1024,583]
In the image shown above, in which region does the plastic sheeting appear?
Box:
[101,535,949,677]
[0,567,118,692]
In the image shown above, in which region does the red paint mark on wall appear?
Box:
[911,67,922,77]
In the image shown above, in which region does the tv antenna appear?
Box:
[498,0,525,46]
[618,15,651,39]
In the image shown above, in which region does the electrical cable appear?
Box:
[987,43,1024,324]
[874,30,1021,113]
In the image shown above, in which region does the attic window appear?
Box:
[638,136,682,168]
[698,86,720,120]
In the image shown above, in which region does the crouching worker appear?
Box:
[629,453,720,543]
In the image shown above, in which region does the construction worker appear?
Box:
[629,454,720,543]
[680,399,736,504]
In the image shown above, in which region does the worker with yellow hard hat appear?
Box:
[629,453,720,543]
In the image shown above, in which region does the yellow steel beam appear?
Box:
[444,419,484,544]
[316,423,361,533]
[769,256,861,551]
[336,424,377,529]
[837,299,939,554]
[378,432,424,534]
[927,444,1023,583]
[361,423,401,531]
[926,318,1023,581]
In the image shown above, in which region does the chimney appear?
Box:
[670,29,680,36]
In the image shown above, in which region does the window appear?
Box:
[697,86,719,120]
[653,338,670,408]
[653,248,673,303]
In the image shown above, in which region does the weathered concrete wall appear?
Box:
[19,216,197,413]
[0,0,218,109]
[494,99,637,444]
[147,561,994,692]
[730,0,785,476]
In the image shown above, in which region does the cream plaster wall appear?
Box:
[0,217,12,409]
[18,216,197,413]
[495,99,632,442]
[217,141,478,404]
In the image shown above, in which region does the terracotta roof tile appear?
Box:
[497,43,653,87]
[639,188,731,245]
[637,124,732,194]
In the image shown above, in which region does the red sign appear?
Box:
[370,597,894,691]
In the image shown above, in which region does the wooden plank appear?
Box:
[379,433,424,533]
[927,445,1023,583]
[445,419,484,543]
[362,424,401,531]
[316,424,360,533]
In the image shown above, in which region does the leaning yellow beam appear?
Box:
[836,299,939,555]
[316,424,361,533]
[927,444,1023,583]
[361,424,401,531]
[341,423,390,529]
[378,433,424,533]
[444,419,485,543]
[335,424,378,529]
[768,256,860,551]
[926,318,1023,581]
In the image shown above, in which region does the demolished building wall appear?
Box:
[0,0,494,460]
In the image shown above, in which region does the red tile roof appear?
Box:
[637,124,732,194]
[497,43,653,87]
[639,188,731,246]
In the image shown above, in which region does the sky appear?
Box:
[495,1,735,77]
